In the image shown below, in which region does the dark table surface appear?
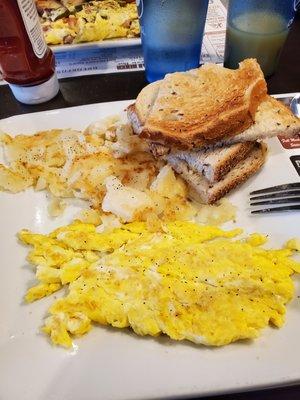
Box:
[1,10,300,400]
[1,12,300,120]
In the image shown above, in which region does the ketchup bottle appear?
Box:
[0,0,59,104]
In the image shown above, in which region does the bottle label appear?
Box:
[16,0,47,59]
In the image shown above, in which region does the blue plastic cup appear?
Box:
[137,0,209,82]
[224,0,298,77]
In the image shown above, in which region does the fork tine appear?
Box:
[251,205,300,214]
[250,190,300,201]
[250,197,300,206]
[250,182,300,195]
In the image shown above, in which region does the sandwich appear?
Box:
[128,59,300,204]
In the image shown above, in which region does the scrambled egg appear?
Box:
[0,118,236,225]
[41,1,139,45]
[19,220,300,348]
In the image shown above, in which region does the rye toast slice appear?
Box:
[165,142,255,183]
[147,95,300,153]
[168,142,266,204]
[219,96,300,146]
[128,59,267,148]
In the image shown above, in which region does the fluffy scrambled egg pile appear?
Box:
[0,117,236,225]
[19,220,300,348]
[39,0,139,45]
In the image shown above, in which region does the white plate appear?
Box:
[50,38,141,53]
[0,99,300,400]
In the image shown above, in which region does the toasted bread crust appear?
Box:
[128,59,267,148]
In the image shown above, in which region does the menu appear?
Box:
[201,0,227,64]
[55,46,145,78]
[0,0,227,84]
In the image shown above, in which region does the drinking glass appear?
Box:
[224,0,297,77]
[137,0,209,82]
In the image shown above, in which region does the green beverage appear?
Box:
[224,11,289,77]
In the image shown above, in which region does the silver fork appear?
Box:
[249,94,300,214]
[250,183,300,214]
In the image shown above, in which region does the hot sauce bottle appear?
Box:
[0,0,59,104]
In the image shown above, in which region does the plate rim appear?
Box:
[1,94,300,400]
